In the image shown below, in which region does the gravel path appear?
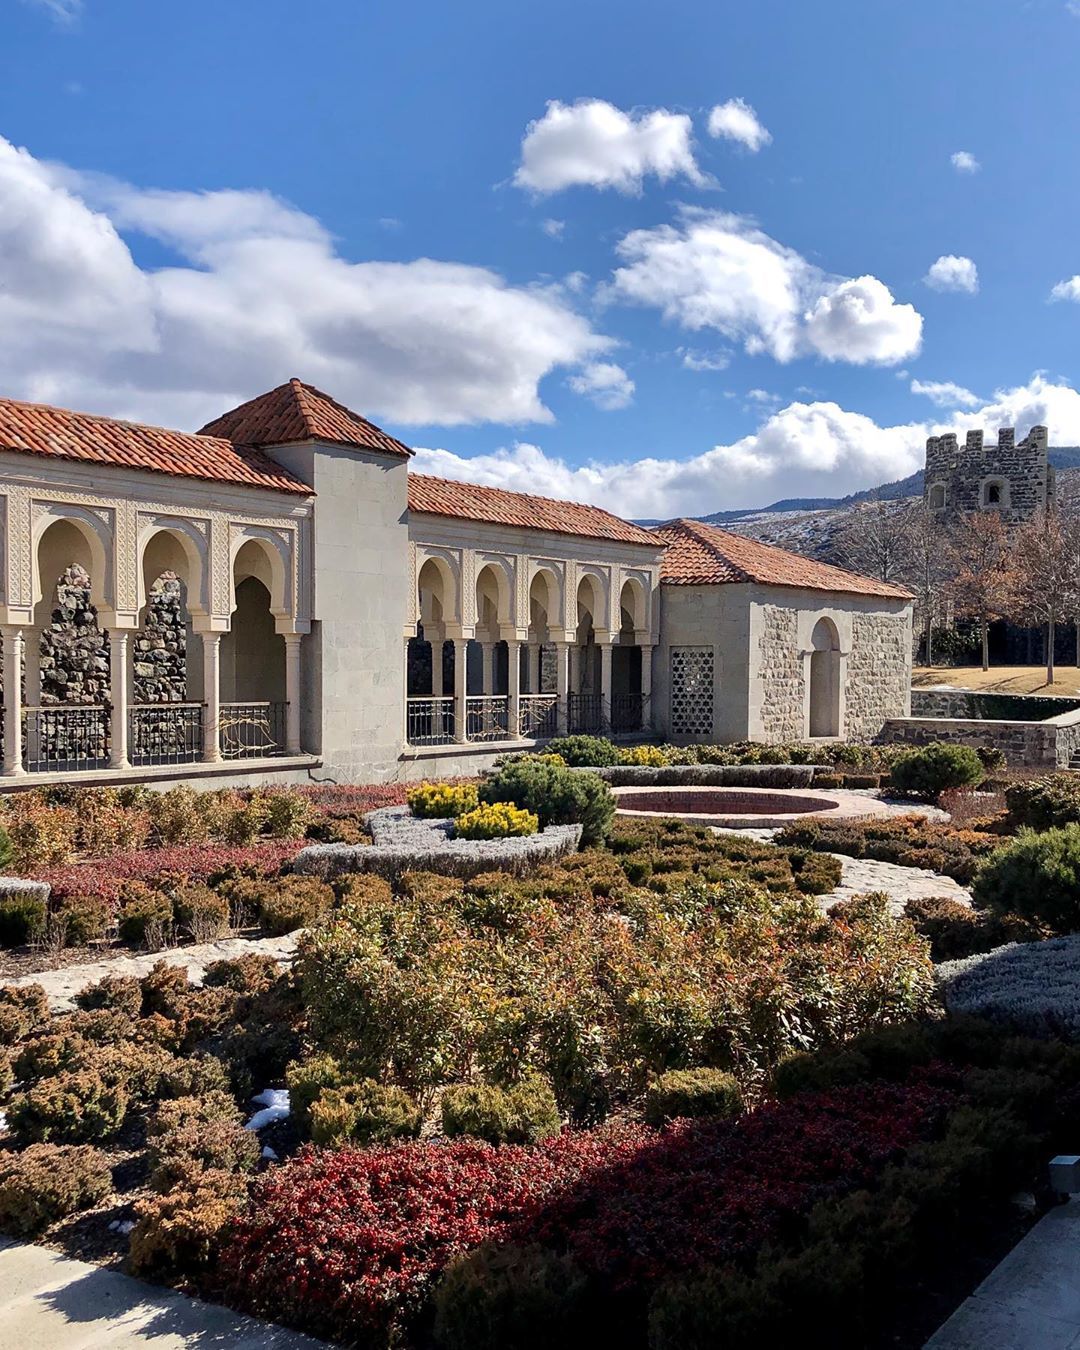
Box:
[818,854,971,916]
[6,934,298,1012]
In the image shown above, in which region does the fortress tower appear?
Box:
[923,425,1054,524]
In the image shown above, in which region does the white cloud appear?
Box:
[411,373,1080,518]
[1067,2,1080,17]
[541,218,566,239]
[680,347,730,372]
[1050,275,1080,302]
[607,208,921,366]
[910,378,980,408]
[22,0,81,23]
[566,361,635,411]
[707,98,772,152]
[924,254,979,294]
[951,150,980,174]
[0,134,618,428]
[514,99,706,195]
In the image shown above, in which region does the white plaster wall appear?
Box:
[653,584,752,744]
[262,442,410,780]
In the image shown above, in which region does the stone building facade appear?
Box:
[924,424,1054,523]
[0,381,914,787]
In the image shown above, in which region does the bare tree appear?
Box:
[899,504,952,667]
[1012,510,1077,685]
[946,511,1016,671]
[834,497,913,583]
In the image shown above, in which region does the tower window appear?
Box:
[928,483,946,510]
[981,479,1008,509]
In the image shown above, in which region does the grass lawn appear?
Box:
[913,665,1080,695]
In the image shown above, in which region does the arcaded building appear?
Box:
[0,381,913,786]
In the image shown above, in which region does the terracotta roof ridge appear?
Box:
[409,471,645,525]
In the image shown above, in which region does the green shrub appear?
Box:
[901,895,1035,961]
[441,1076,561,1145]
[285,1052,345,1134]
[0,891,46,946]
[0,983,48,1045]
[128,1162,249,1276]
[75,973,142,1017]
[52,893,113,945]
[0,1144,112,1236]
[1005,773,1080,831]
[407,781,480,819]
[256,875,333,935]
[0,823,11,871]
[7,1069,129,1143]
[146,785,211,845]
[972,824,1080,931]
[117,887,174,948]
[264,790,313,839]
[545,735,621,767]
[434,1244,589,1350]
[480,760,614,845]
[889,742,984,801]
[644,1068,743,1126]
[309,1079,423,1146]
[202,953,281,994]
[455,802,539,840]
[173,884,231,941]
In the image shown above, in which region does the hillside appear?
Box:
[646,448,1080,566]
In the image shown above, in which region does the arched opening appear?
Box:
[406,556,458,745]
[571,574,603,732]
[25,518,111,773]
[468,564,511,740]
[928,482,946,511]
[612,578,646,732]
[808,618,841,739]
[522,569,560,738]
[219,540,287,756]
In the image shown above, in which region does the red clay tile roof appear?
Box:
[199,379,413,458]
[0,396,312,496]
[654,518,912,599]
[407,474,662,547]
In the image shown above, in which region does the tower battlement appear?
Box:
[924,424,1052,521]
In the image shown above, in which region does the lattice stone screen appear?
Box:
[670,646,715,737]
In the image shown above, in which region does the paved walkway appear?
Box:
[7,934,298,1012]
[819,854,972,916]
[925,1199,1080,1348]
[0,1238,329,1348]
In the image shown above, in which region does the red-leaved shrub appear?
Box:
[219,1074,954,1346]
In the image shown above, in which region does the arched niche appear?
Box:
[808,616,841,738]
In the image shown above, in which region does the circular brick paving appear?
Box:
[613,784,893,829]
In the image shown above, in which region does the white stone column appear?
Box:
[431,640,444,698]
[640,644,653,729]
[108,631,131,769]
[568,644,580,695]
[2,626,25,776]
[453,637,469,743]
[527,641,540,693]
[284,633,303,755]
[600,641,613,730]
[507,639,522,739]
[202,632,222,763]
[481,642,496,697]
[554,639,570,735]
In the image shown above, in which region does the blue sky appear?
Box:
[5,0,1080,516]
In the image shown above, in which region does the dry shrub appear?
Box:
[128,1162,250,1276]
[0,1143,113,1235]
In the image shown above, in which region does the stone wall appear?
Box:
[845,611,912,741]
[910,688,1080,721]
[878,715,1066,768]
[924,424,1052,524]
[39,567,187,706]
[756,605,804,741]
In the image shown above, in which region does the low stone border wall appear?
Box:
[911,688,1080,721]
[0,877,50,905]
[613,784,893,829]
[880,708,1080,768]
[584,763,821,788]
[292,806,582,882]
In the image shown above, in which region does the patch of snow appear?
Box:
[245,1087,290,1132]
[108,1219,135,1234]
[0,1112,7,1133]
[261,1145,279,1161]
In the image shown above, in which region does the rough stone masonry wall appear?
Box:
[924,425,1052,525]
[39,566,186,706]
[845,612,911,741]
[879,715,1060,768]
[756,605,804,741]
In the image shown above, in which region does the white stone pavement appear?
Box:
[7,934,298,1012]
[0,1238,329,1349]
[818,854,972,915]
[925,1199,1080,1349]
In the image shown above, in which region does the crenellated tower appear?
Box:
[923,425,1053,523]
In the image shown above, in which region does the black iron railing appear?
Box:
[611,692,647,735]
[465,696,509,742]
[23,705,109,775]
[218,701,287,759]
[406,696,456,746]
[518,693,559,740]
[130,703,203,766]
[568,692,604,734]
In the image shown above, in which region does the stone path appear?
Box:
[7,934,298,1012]
[819,854,972,916]
[925,1199,1080,1348]
[0,1237,329,1348]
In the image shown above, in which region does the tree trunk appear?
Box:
[1075,614,1079,668]
[981,616,989,672]
[1048,617,1056,686]
[924,610,933,667]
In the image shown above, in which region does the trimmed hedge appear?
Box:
[889,742,985,801]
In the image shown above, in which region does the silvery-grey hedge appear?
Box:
[0,878,50,905]
[937,936,1080,1038]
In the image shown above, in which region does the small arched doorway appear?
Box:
[808,618,841,739]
